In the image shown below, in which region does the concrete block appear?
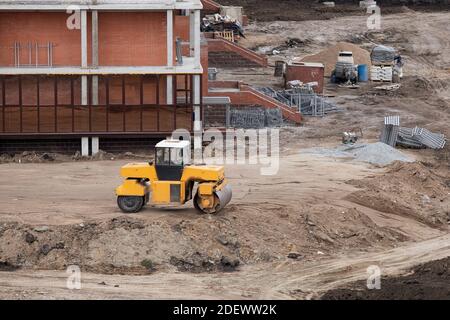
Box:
[360,0,377,8]
[323,2,335,7]
[81,137,89,156]
[91,137,99,155]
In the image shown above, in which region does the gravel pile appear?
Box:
[302,142,415,166]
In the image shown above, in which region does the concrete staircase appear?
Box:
[208,81,302,124]
[207,38,268,68]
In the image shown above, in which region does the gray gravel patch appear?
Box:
[302,142,415,166]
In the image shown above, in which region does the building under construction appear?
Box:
[0,0,206,155]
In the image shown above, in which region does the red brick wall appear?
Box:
[0,11,171,67]
[174,15,190,42]
[0,12,83,66]
[99,12,167,66]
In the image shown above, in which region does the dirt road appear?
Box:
[1,232,450,299]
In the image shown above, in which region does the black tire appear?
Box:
[117,196,144,214]
[193,193,203,213]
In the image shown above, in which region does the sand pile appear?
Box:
[300,42,371,76]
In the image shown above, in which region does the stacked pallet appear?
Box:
[370,65,393,82]
[370,45,396,82]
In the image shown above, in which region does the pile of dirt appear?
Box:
[0,200,407,274]
[345,162,450,226]
[0,217,241,274]
[396,76,437,97]
[300,42,371,76]
[321,256,450,300]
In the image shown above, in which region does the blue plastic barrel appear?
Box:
[358,64,369,82]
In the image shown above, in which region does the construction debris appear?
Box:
[374,84,401,91]
[229,107,283,129]
[202,14,245,39]
[342,128,363,145]
[381,116,446,149]
[269,38,308,55]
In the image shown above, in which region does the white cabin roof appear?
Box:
[156,139,191,148]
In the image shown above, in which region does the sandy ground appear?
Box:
[0,136,449,298]
[2,233,450,300]
[1,9,450,299]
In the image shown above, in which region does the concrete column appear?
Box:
[81,10,88,68]
[81,76,88,106]
[193,10,201,68]
[193,75,202,130]
[91,10,99,106]
[167,75,173,105]
[81,137,89,157]
[166,10,174,106]
[81,9,88,106]
[189,10,195,57]
[189,9,201,66]
[91,11,100,155]
[167,10,173,67]
[91,137,99,155]
[193,74,202,163]
[92,10,98,68]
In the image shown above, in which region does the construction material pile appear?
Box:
[201,14,245,38]
[371,45,396,65]
[303,142,414,166]
[256,86,341,116]
[300,42,371,76]
[380,116,446,149]
[398,127,447,149]
[229,107,283,129]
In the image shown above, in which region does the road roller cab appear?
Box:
[116,139,232,214]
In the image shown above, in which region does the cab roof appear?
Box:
[156,139,191,149]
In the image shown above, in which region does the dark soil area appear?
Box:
[218,0,450,21]
[321,256,450,300]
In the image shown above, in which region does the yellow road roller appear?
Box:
[116,139,232,214]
